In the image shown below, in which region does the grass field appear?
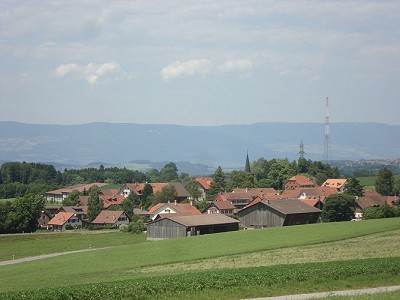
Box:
[0,218,399,299]
[357,174,400,190]
[0,230,146,261]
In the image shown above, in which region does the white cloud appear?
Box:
[161,59,212,81]
[217,59,252,72]
[55,62,120,86]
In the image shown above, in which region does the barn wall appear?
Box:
[238,203,285,228]
[147,218,187,239]
[283,213,320,226]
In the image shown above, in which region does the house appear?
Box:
[38,210,53,230]
[284,176,318,190]
[147,214,240,240]
[59,206,88,221]
[194,177,214,201]
[216,191,260,210]
[237,198,322,228]
[280,187,337,202]
[47,212,82,231]
[122,182,190,202]
[91,210,130,227]
[354,191,398,219]
[78,195,125,209]
[203,200,236,216]
[147,201,202,220]
[45,183,109,202]
[322,179,347,193]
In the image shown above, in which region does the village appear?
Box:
[40,169,398,239]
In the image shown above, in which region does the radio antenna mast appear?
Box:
[323,97,331,163]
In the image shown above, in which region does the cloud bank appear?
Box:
[55,62,120,86]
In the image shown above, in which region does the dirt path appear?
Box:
[0,248,98,266]
[243,285,400,300]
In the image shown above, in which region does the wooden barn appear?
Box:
[237,198,321,228]
[147,214,240,240]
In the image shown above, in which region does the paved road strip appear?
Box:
[243,285,400,300]
[0,248,97,266]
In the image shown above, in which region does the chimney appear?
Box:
[190,200,193,206]
[174,200,177,206]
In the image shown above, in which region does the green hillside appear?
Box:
[0,218,399,299]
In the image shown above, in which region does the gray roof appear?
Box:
[153,214,240,227]
[262,199,321,215]
[170,182,191,198]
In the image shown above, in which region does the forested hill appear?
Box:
[1,121,399,167]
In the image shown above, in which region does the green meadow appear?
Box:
[0,218,399,299]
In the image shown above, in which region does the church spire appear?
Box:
[245,151,251,173]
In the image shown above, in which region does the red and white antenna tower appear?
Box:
[323,96,331,163]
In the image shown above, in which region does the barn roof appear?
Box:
[152,214,240,227]
[263,199,321,214]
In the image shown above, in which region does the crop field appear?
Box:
[0,218,399,299]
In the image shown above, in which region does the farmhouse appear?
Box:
[47,212,82,231]
[38,209,52,229]
[322,179,347,193]
[122,182,190,202]
[147,201,202,220]
[91,210,130,227]
[284,175,318,190]
[147,214,240,240]
[203,200,236,216]
[45,183,108,202]
[237,198,321,228]
[194,177,214,201]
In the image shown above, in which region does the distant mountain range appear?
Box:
[1,121,399,173]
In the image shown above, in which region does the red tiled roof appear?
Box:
[46,183,109,195]
[195,177,214,190]
[148,202,202,216]
[322,179,347,189]
[356,195,397,209]
[92,210,125,225]
[231,188,278,198]
[47,212,74,226]
[126,182,189,198]
[301,199,323,208]
[280,189,301,198]
[286,176,318,187]
[211,200,236,210]
[101,195,125,208]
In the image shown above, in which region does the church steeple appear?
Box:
[245,151,251,173]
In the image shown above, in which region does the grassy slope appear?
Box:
[0,218,399,293]
[0,231,146,261]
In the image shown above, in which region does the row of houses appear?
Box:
[41,175,397,238]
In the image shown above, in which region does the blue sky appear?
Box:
[1,1,399,126]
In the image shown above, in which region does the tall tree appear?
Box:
[121,198,134,218]
[87,186,103,222]
[159,162,179,182]
[227,170,255,190]
[141,183,154,208]
[207,166,226,200]
[321,194,358,222]
[251,157,269,181]
[150,184,178,205]
[62,189,81,206]
[185,179,202,201]
[344,177,364,197]
[5,194,44,233]
[375,167,394,196]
